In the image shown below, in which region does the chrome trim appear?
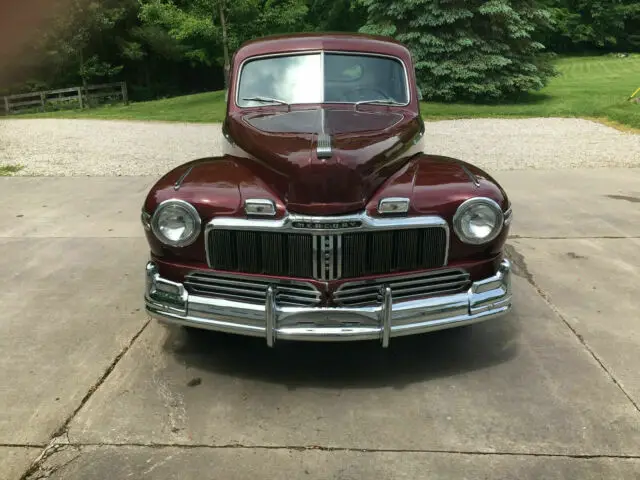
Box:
[320,235,328,280]
[184,271,321,306]
[413,120,425,145]
[458,163,480,187]
[335,269,469,290]
[316,96,332,158]
[146,259,511,348]
[334,268,471,307]
[380,286,392,347]
[244,198,276,216]
[266,286,276,347]
[328,235,335,280]
[174,166,194,191]
[206,212,448,235]
[317,132,332,158]
[313,234,341,281]
[205,212,450,271]
[221,122,235,145]
[378,197,410,214]
[336,234,342,279]
[141,211,151,231]
[235,50,411,108]
[151,199,202,248]
[504,207,513,226]
[312,235,319,279]
[452,197,504,245]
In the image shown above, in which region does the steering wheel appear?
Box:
[342,86,391,102]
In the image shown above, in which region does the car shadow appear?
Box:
[161,314,520,390]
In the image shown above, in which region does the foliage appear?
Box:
[4,0,640,104]
[304,0,368,32]
[138,0,309,66]
[358,0,557,102]
[540,0,640,51]
[41,0,129,85]
[21,56,640,131]
[0,165,24,176]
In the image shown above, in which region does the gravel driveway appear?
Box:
[1,117,639,176]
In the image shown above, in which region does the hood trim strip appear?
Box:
[317,107,332,158]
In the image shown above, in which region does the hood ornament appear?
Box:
[317,132,332,158]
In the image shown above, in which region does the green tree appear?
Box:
[42,0,128,88]
[304,0,368,32]
[541,0,640,51]
[139,0,308,87]
[358,0,557,102]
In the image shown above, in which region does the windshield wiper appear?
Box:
[354,98,405,107]
[241,96,289,106]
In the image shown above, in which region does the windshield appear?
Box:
[237,53,409,107]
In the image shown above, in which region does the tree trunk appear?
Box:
[218,0,230,89]
[79,49,87,108]
[79,49,87,89]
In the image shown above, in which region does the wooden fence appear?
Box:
[3,82,128,115]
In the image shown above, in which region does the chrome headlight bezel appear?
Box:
[453,197,504,245]
[150,199,202,247]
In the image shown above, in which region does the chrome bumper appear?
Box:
[145,259,512,347]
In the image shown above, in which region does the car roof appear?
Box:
[234,32,412,64]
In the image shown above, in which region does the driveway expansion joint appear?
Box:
[0,444,47,448]
[505,243,640,414]
[19,319,150,480]
[31,442,640,460]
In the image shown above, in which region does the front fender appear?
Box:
[365,154,510,263]
[143,155,287,263]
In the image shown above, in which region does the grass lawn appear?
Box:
[422,55,640,130]
[14,55,640,130]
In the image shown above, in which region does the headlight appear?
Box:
[453,197,504,245]
[151,199,201,247]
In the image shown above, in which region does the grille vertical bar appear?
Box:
[320,235,327,280]
[312,235,319,279]
[335,235,342,279]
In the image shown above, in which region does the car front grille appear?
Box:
[184,272,321,307]
[334,268,471,307]
[207,227,447,281]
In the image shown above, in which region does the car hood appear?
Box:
[143,152,509,264]
[223,107,424,215]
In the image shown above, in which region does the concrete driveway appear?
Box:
[1,169,640,479]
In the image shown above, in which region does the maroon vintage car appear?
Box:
[142,33,512,347]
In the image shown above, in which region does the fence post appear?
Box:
[40,92,46,112]
[121,82,128,105]
[3,96,9,114]
[77,87,84,109]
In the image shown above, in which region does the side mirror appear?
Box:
[417,86,423,101]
